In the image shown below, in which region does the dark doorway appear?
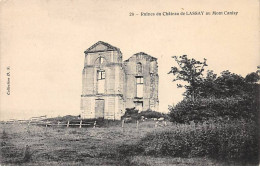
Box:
[95,99,105,118]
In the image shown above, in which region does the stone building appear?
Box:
[80,41,159,120]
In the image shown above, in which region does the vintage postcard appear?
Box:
[0,0,259,166]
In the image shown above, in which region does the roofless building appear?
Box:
[80,41,159,120]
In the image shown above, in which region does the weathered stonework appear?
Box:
[81,41,159,120]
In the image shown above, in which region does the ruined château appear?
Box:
[80,41,159,120]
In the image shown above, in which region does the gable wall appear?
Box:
[123,54,159,111]
[81,42,159,120]
[85,51,122,66]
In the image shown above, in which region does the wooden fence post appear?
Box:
[122,119,124,128]
[27,121,31,132]
[136,120,139,131]
[79,120,82,128]
[93,121,96,128]
[67,121,70,128]
[155,121,158,128]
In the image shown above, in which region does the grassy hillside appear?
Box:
[0,120,222,166]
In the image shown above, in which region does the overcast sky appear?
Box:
[0,0,259,120]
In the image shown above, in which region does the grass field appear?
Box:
[0,120,222,166]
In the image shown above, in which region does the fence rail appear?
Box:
[1,117,169,130]
[0,119,98,128]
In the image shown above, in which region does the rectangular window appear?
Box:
[98,70,106,80]
[136,77,143,84]
[136,76,143,98]
[98,70,105,93]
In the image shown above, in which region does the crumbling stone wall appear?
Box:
[123,52,159,112]
[81,42,125,120]
[81,41,159,120]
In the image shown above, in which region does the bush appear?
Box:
[140,110,168,119]
[121,108,139,122]
[118,120,259,165]
[23,145,32,163]
[169,96,258,123]
[122,108,168,122]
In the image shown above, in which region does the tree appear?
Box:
[198,70,218,98]
[245,72,260,83]
[169,61,260,123]
[257,65,260,74]
[168,55,207,101]
[215,70,246,97]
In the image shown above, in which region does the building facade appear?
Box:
[80,41,159,120]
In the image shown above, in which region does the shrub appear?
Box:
[23,145,32,163]
[122,108,168,122]
[139,110,168,119]
[118,120,259,165]
[121,108,139,122]
[2,130,8,139]
[169,96,258,123]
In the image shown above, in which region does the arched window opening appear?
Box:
[99,57,104,64]
[137,62,142,74]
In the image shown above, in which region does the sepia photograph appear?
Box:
[0,0,259,166]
